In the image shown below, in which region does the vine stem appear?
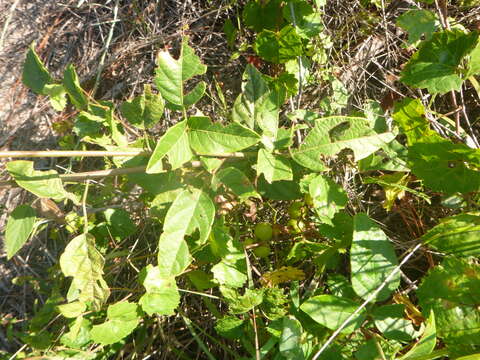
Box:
[0,150,148,158]
[311,242,423,360]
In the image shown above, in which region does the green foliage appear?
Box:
[5,204,36,259]
[8,14,480,358]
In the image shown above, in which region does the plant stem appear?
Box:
[0,150,148,158]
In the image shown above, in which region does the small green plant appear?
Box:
[2,7,480,359]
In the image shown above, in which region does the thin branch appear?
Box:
[0,150,148,158]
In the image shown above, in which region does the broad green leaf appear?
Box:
[90,301,140,345]
[283,0,323,38]
[6,160,70,201]
[396,10,438,45]
[223,19,237,49]
[147,120,192,173]
[138,265,180,315]
[417,258,480,346]
[400,30,479,94]
[188,116,260,155]
[292,116,395,171]
[63,64,88,110]
[257,149,293,183]
[215,316,245,339]
[154,36,207,108]
[213,167,260,200]
[421,212,480,257]
[22,44,52,94]
[60,317,91,349]
[44,84,67,111]
[300,294,366,334]
[5,205,36,259]
[232,64,279,138]
[279,316,303,359]
[120,85,164,129]
[400,311,436,360]
[307,174,347,225]
[393,98,480,194]
[158,188,214,277]
[372,304,417,341]
[103,208,136,240]
[467,40,480,76]
[351,213,400,302]
[59,234,110,310]
[255,25,303,64]
[242,0,284,32]
[212,262,248,288]
[57,301,86,318]
[258,177,302,200]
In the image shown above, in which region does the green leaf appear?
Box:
[154,36,207,108]
[307,175,347,225]
[400,311,436,360]
[255,25,304,64]
[242,0,284,32]
[467,40,480,76]
[232,64,279,138]
[221,287,263,314]
[6,160,70,201]
[257,149,293,183]
[59,234,110,310]
[351,213,400,302]
[5,205,36,259]
[22,44,52,94]
[60,317,91,349]
[223,19,237,49]
[292,116,395,171]
[396,10,438,45]
[147,120,192,173]
[57,301,86,318]
[139,265,180,315]
[279,316,303,359]
[158,188,214,277]
[63,64,88,110]
[103,208,136,241]
[400,30,479,94]
[213,167,260,201]
[372,304,417,341]
[212,262,248,288]
[120,85,164,129]
[421,212,480,257]
[300,294,366,334]
[90,301,140,345]
[417,257,480,346]
[215,316,245,339]
[283,0,323,38]
[188,116,260,155]
[44,84,67,111]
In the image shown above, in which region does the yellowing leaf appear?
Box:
[262,266,305,287]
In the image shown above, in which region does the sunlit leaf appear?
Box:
[5,204,36,259]
[396,10,438,45]
[400,311,436,360]
[279,316,303,359]
[139,265,180,315]
[121,85,164,129]
[22,44,52,94]
[257,149,293,183]
[213,167,260,200]
[351,213,400,302]
[255,25,303,64]
[63,64,88,110]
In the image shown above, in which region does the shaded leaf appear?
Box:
[400,311,436,360]
[121,85,164,129]
[213,167,260,201]
[255,25,303,64]
[396,10,438,45]
[63,64,88,110]
[257,149,293,183]
[22,44,52,94]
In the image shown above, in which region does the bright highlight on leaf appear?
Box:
[5,204,36,260]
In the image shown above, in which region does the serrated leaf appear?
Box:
[154,37,207,108]
[421,212,480,257]
[396,9,438,45]
[400,311,436,360]
[44,84,67,111]
[158,188,214,277]
[120,85,164,129]
[90,301,140,345]
[351,213,400,302]
[5,205,36,259]
[232,64,279,138]
[300,294,366,334]
[139,265,180,315]
[63,64,88,110]
[221,287,263,314]
[188,116,260,155]
[59,234,110,310]
[255,25,303,64]
[22,44,52,94]
[257,149,293,183]
[147,120,192,173]
[292,116,395,171]
[400,30,479,94]
[213,167,260,200]
[6,160,70,201]
[417,258,480,346]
